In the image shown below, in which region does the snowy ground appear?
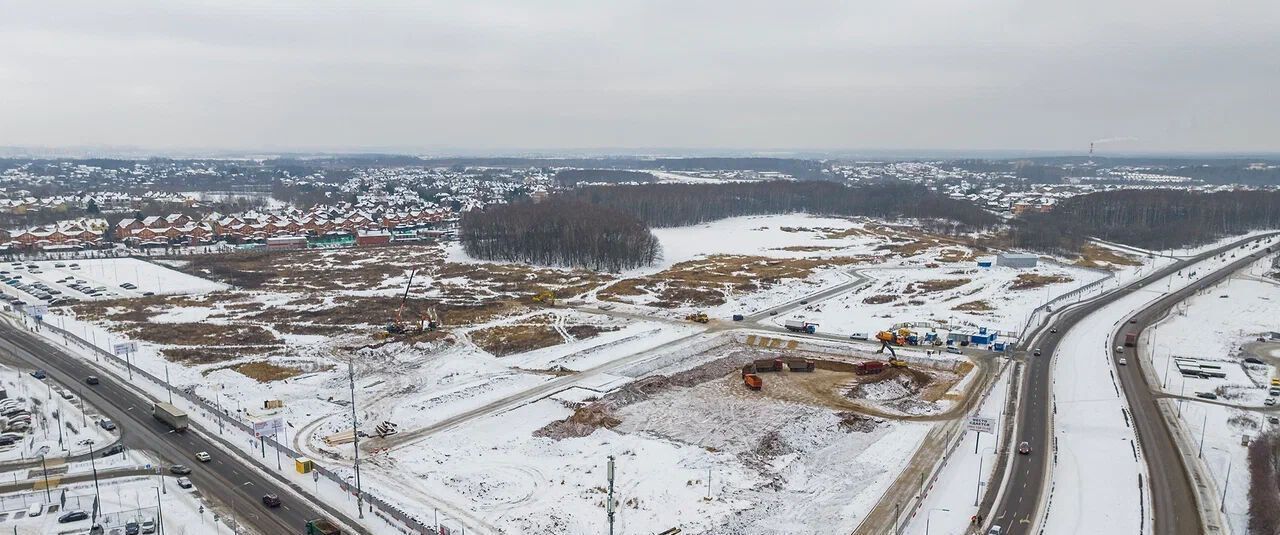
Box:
[1,257,226,305]
[771,263,1105,339]
[902,361,1013,535]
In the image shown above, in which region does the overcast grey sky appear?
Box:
[2,1,1278,154]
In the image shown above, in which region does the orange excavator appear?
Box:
[875,330,899,358]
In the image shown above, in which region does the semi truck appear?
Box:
[1124,332,1137,346]
[306,519,342,535]
[151,402,188,432]
[784,319,818,334]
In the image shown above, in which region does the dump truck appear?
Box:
[1124,332,1137,346]
[306,518,343,535]
[854,361,886,375]
[784,358,815,372]
[784,319,818,334]
[152,402,188,432]
[753,358,784,372]
[743,374,763,390]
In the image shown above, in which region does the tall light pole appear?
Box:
[606,455,617,535]
[347,360,364,518]
[975,446,996,506]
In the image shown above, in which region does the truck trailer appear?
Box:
[306,519,342,535]
[151,402,188,432]
[1124,332,1137,347]
[784,319,818,334]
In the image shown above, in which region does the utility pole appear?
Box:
[39,455,50,501]
[165,366,173,404]
[156,486,166,535]
[348,360,364,518]
[88,443,102,523]
[1221,461,1232,512]
[606,455,616,535]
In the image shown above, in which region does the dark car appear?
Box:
[30,370,47,380]
[1245,357,1265,365]
[99,419,116,431]
[125,521,140,535]
[1050,328,1058,334]
[261,494,282,508]
[1018,441,1032,454]
[1033,348,1042,356]
[58,510,89,523]
[169,464,192,475]
[103,443,125,456]
[732,314,744,321]
[86,376,100,385]
[1196,392,1219,400]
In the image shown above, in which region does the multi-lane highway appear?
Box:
[0,317,366,534]
[983,233,1277,534]
[1114,242,1277,534]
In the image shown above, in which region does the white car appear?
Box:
[195,451,211,462]
[176,477,193,489]
[1118,358,1127,365]
[1115,346,1124,353]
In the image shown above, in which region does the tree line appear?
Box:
[563,181,999,231]
[554,169,656,185]
[459,198,661,272]
[1010,189,1280,252]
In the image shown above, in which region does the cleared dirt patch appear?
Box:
[163,347,244,365]
[952,300,994,311]
[863,294,897,305]
[229,361,322,382]
[1009,273,1073,290]
[1073,244,1143,270]
[470,319,563,357]
[126,322,279,346]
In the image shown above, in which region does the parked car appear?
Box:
[58,510,88,523]
[987,527,1003,535]
[99,419,116,431]
[103,443,125,456]
[1245,357,1265,365]
[140,519,156,534]
[1018,441,1032,454]
[125,520,140,535]
[1115,346,1125,353]
[30,369,46,380]
[176,477,193,489]
[1265,398,1276,407]
[1196,392,1219,400]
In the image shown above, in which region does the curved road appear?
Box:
[985,233,1278,534]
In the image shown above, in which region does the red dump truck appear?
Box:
[1124,332,1137,347]
[854,361,886,375]
[743,374,763,390]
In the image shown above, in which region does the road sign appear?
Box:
[112,342,137,355]
[967,415,997,434]
[252,417,285,437]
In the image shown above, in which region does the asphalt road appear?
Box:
[1113,242,1278,535]
[985,233,1277,534]
[0,319,358,535]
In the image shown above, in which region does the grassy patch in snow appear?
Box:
[1009,273,1073,290]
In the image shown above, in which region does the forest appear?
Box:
[564,181,999,231]
[459,198,661,272]
[1010,189,1280,251]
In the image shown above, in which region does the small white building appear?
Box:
[996,253,1038,268]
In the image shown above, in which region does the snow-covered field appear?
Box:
[1,258,227,304]
[14,214,1230,535]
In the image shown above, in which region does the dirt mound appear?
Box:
[836,412,879,433]
[752,429,793,457]
[533,404,621,440]
[846,369,930,401]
